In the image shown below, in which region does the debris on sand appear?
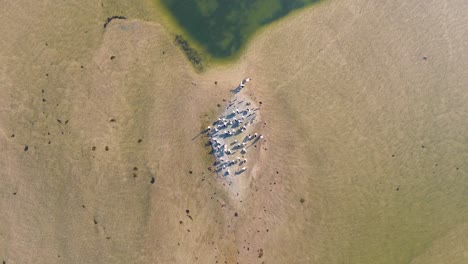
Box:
[150,176,155,184]
[103,16,127,28]
[258,248,264,258]
[24,145,29,151]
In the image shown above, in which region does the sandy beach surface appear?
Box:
[1,0,467,263]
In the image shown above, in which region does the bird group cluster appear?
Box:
[206,78,263,176]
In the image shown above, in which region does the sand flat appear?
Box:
[1,0,467,263]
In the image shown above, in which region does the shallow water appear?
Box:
[158,0,319,58]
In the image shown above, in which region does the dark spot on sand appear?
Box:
[392,154,395,157]
[105,146,109,151]
[92,146,96,151]
[234,212,238,217]
[106,237,111,240]
[45,73,48,76]
[258,248,263,258]
[179,221,183,224]
[57,119,62,123]
[133,167,138,171]
[138,139,143,143]
[300,198,305,203]
[133,173,137,178]
[42,98,46,102]
[217,104,221,107]
[396,187,400,191]
[93,217,98,224]
[421,145,425,148]
[24,145,29,151]
[13,192,16,195]
[222,99,226,102]
[103,16,127,28]
[81,65,84,68]
[214,81,217,85]
[10,134,14,137]
[109,119,116,122]
[65,120,68,124]
[82,205,85,208]
[422,56,427,60]
[186,209,190,214]
[110,56,115,60]
[48,141,51,144]
[189,170,192,174]
[276,171,279,174]
[162,51,165,54]
[187,215,193,220]
[150,176,155,184]
[259,102,262,105]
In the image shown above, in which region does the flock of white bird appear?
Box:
[207,78,264,176]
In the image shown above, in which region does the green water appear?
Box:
[159,0,319,59]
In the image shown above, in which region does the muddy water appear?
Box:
[157,0,320,58]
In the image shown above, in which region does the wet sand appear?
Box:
[1,0,467,263]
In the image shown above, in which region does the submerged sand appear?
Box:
[1,0,467,263]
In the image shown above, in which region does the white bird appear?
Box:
[234,140,238,143]
[244,158,247,163]
[207,126,211,130]
[260,135,264,139]
[242,167,246,171]
[242,148,246,153]
[254,133,257,137]
[242,142,246,146]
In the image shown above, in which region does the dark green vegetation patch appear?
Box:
[174,35,203,70]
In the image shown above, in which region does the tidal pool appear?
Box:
[158,0,320,59]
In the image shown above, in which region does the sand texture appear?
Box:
[0,0,467,263]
